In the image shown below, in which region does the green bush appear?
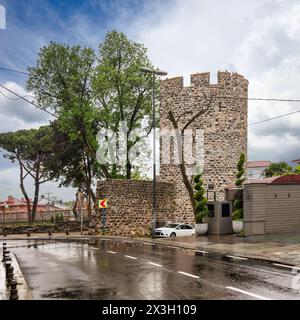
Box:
[59,213,64,222]
[50,215,54,223]
[55,213,60,223]
[232,153,245,221]
[232,209,243,221]
[236,153,246,187]
[193,173,208,224]
[233,199,243,210]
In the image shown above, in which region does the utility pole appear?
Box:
[77,192,84,235]
[140,67,168,236]
[45,192,52,212]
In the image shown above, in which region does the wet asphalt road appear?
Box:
[1,239,300,300]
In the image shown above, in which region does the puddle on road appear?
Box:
[41,286,118,299]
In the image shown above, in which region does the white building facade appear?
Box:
[246,161,271,180]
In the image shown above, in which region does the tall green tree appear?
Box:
[27,34,156,214]
[0,130,32,221]
[93,30,156,179]
[27,42,105,216]
[232,153,246,221]
[0,127,56,222]
[46,121,102,210]
[193,173,208,224]
[265,162,293,177]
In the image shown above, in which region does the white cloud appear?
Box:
[132,0,270,83]
[0,163,76,201]
[0,81,50,132]
[127,0,300,162]
[2,0,300,201]
[234,0,300,162]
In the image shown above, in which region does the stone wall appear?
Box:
[97,179,175,236]
[0,221,84,234]
[159,71,248,223]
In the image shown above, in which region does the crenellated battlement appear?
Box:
[159,70,248,223]
[161,71,248,95]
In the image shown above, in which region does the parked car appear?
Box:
[154,223,195,238]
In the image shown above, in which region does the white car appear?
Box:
[155,223,195,238]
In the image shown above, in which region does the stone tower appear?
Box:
[159,71,248,223]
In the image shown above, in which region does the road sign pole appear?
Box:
[102,208,106,234]
[80,205,83,235]
[99,195,108,234]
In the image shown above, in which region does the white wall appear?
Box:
[247,167,268,179]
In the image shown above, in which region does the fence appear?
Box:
[0,209,90,224]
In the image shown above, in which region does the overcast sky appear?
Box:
[0,0,300,201]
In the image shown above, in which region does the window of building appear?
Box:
[207,204,215,217]
[222,203,230,217]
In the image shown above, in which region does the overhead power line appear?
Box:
[0,83,57,118]
[249,110,300,125]
[0,89,34,100]
[1,64,300,125]
[1,64,300,102]
[206,95,300,103]
[248,97,300,103]
[1,82,300,125]
[0,66,29,75]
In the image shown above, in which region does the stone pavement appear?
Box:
[155,234,300,266]
[0,247,32,300]
[0,258,9,300]
[1,232,300,267]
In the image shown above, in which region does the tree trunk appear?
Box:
[111,164,116,178]
[87,185,92,219]
[168,111,197,217]
[18,160,31,223]
[31,168,40,222]
[90,189,97,211]
[126,160,132,179]
[86,157,92,219]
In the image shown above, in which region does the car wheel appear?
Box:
[170,232,176,238]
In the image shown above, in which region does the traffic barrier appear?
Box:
[10,280,18,300]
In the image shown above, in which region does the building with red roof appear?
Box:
[246,160,271,180]
[0,195,69,214]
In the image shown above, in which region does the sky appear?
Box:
[0,0,300,201]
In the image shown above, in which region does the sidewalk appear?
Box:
[0,249,32,300]
[1,232,300,267]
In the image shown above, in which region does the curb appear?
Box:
[0,254,9,300]
[11,253,32,300]
[0,247,32,300]
[1,235,299,272]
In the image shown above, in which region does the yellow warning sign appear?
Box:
[99,198,108,209]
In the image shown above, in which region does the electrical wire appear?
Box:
[249,110,300,125]
[0,83,57,118]
[1,65,300,125]
[0,66,29,75]
[0,89,34,100]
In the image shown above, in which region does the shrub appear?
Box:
[193,173,208,224]
[232,209,243,221]
[232,153,246,221]
[55,213,60,223]
[50,215,54,224]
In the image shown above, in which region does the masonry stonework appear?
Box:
[97,179,175,236]
[159,71,248,223]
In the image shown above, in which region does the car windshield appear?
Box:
[164,224,179,229]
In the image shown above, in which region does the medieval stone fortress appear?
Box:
[159,71,248,223]
[97,71,249,235]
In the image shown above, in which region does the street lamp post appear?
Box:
[140,67,168,236]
